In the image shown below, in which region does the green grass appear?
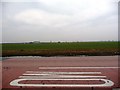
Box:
[2,42,118,50]
[2,41,119,56]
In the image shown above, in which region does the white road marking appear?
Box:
[39,67,119,69]
[10,78,114,87]
[23,73,102,76]
[26,71,102,74]
[10,67,115,87]
[19,75,107,79]
[23,74,50,76]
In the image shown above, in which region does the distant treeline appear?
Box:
[2,41,118,44]
[2,41,120,57]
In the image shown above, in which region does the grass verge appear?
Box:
[2,41,119,57]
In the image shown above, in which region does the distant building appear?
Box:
[33,41,40,43]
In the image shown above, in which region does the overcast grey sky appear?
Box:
[1,0,119,43]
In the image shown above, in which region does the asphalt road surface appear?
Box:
[2,56,120,90]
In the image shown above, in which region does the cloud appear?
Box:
[3,0,118,42]
[14,9,71,27]
[13,0,116,28]
[39,0,114,13]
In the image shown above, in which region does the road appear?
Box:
[2,56,120,90]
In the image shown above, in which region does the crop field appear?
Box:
[2,41,119,56]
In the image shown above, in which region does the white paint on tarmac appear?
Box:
[19,75,107,79]
[23,74,50,76]
[9,67,115,87]
[10,78,114,87]
[25,71,102,74]
[39,67,119,69]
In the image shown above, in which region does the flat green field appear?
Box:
[2,42,119,56]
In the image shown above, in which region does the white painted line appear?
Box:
[23,73,102,76]
[19,75,107,79]
[23,74,50,76]
[39,67,119,69]
[10,79,114,87]
[26,71,102,74]
[11,78,107,81]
